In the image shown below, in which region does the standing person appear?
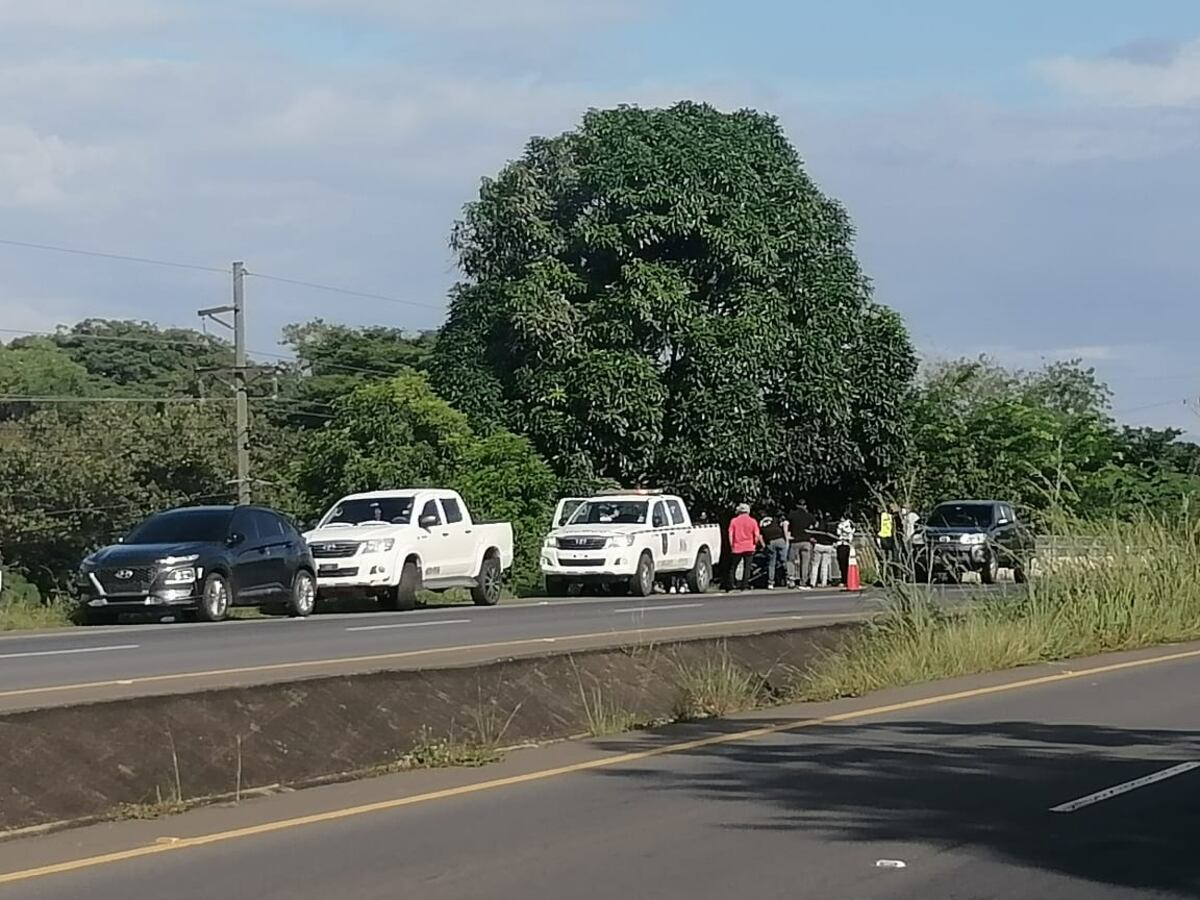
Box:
[876,504,895,577]
[836,510,854,586]
[726,503,761,592]
[760,514,788,590]
[808,514,837,588]
[786,501,816,589]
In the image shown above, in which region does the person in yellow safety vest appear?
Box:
[877,505,896,573]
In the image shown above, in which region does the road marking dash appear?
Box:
[612,603,704,613]
[345,619,470,633]
[0,644,139,661]
[1050,762,1200,813]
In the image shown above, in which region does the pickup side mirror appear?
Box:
[226,532,245,548]
[419,515,439,529]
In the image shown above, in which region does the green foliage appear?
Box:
[277,320,438,427]
[907,357,1200,520]
[291,373,557,592]
[14,319,233,396]
[0,339,100,420]
[433,101,916,514]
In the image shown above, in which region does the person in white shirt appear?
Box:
[835,512,854,585]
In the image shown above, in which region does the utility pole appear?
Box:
[198,261,252,505]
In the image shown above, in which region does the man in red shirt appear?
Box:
[726,503,762,592]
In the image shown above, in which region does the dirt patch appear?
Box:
[0,622,857,833]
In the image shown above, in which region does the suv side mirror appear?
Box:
[226,532,245,547]
[419,515,439,529]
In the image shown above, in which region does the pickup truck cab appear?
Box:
[304,489,513,610]
[541,491,721,597]
[914,499,1033,584]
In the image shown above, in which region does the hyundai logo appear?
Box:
[114,569,134,580]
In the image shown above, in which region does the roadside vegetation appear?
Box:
[800,512,1200,700]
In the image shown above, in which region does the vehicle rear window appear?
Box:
[125,509,231,544]
[322,496,414,526]
[251,509,286,539]
[442,498,464,524]
[927,504,995,529]
[652,503,668,528]
[666,499,685,525]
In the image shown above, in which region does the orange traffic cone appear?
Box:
[844,546,861,592]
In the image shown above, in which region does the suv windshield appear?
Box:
[125,509,231,544]
[568,500,649,525]
[927,503,994,529]
[322,496,415,527]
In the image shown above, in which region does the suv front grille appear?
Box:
[311,541,360,559]
[557,537,606,551]
[96,567,156,594]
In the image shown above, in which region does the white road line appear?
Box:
[612,603,705,613]
[1050,762,1200,813]
[0,644,139,661]
[345,619,471,633]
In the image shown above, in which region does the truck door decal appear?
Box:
[662,533,669,555]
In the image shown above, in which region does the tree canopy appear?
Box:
[433,101,916,515]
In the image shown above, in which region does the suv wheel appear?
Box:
[287,570,316,617]
[980,553,999,585]
[198,572,231,622]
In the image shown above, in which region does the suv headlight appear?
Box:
[606,534,637,548]
[163,567,198,585]
[960,533,987,545]
[362,539,395,554]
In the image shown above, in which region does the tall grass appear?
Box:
[801,514,1200,700]
[0,595,74,631]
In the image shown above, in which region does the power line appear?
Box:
[0,395,226,404]
[0,238,228,274]
[246,270,442,310]
[2,328,414,380]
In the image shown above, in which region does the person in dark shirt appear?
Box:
[760,514,788,589]
[786,502,816,588]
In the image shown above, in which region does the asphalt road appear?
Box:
[0,587,886,711]
[3,642,1198,898]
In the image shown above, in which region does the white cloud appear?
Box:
[1039,38,1200,107]
[0,125,115,210]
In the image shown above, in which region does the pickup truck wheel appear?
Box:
[197,572,231,622]
[471,556,502,606]
[383,562,419,611]
[629,552,655,597]
[981,553,999,585]
[287,570,316,618]
[686,548,712,594]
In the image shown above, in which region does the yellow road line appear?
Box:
[2,642,1199,886]
[0,613,866,702]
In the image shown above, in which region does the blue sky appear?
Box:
[1,1,1199,431]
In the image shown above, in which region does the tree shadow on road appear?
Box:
[594,717,1200,896]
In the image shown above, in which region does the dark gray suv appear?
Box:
[77,505,317,624]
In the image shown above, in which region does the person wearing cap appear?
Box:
[726,502,762,592]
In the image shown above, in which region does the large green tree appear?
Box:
[291,374,558,592]
[432,102,915,515]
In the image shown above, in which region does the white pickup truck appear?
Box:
[541,491,721,596]
[304,489,513,610]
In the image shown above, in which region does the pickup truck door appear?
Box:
[665,498,691,571]
[415,498,453,581]
[437,496,474,578]
[552,498,586,529]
